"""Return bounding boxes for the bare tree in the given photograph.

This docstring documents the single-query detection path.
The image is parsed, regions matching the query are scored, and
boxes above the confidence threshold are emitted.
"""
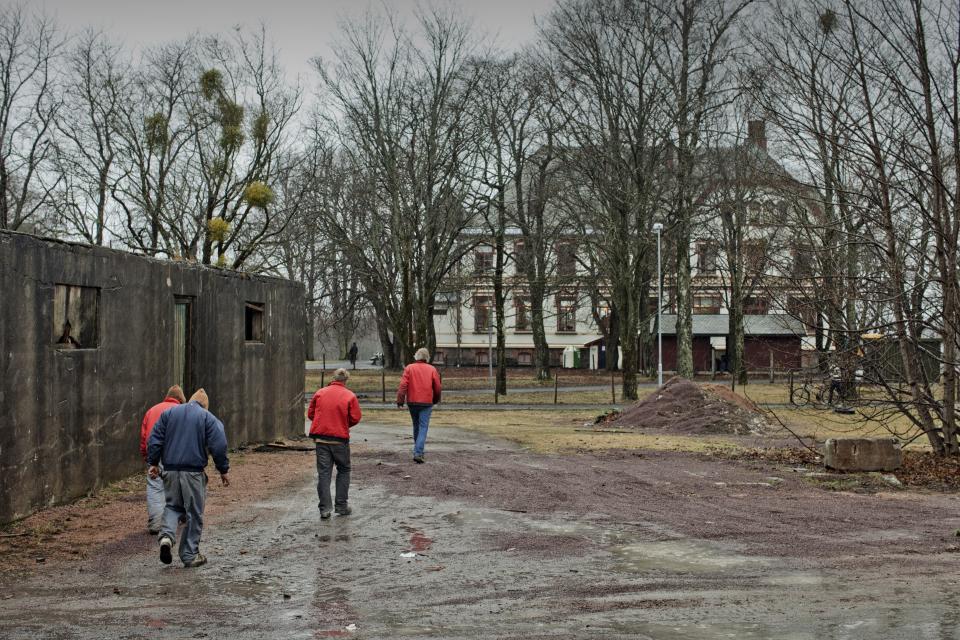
[657,0,756,379]
[112,39,197,255]
[316,8,483,367]
[0,5,62,231]
[471,52,567,384]
[50,30,127,244]
[542,0,671,399]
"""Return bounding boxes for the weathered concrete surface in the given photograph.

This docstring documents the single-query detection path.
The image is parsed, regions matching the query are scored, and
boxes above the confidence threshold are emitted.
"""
[824,437,903,472]
[2,423,960,639]
[0,230,305,523]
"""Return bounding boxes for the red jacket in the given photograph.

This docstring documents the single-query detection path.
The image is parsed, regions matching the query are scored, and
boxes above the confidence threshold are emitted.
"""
[307,381,362,442]
[397,361,442,406]
[140,397,182,460]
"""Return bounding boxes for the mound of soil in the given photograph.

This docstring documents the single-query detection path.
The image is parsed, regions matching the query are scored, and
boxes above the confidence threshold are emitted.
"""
[607,377,769,436]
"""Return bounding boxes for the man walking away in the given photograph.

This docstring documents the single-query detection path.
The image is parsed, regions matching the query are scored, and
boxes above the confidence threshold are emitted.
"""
[147,388,229,568]
[307,368,362,519]
[139,385,186,533]
[348,342,359,369]
[396,348,442,463]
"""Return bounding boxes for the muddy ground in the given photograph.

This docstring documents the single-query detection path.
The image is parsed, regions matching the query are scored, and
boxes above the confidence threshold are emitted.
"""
[2,422,960,639]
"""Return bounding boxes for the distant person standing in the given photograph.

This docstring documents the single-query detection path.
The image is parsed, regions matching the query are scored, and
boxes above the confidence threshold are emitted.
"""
[307,368,362,519]
[396,348,442,464]
[139,385,186,533]
[348,342,359,369]
[147,388,229,568]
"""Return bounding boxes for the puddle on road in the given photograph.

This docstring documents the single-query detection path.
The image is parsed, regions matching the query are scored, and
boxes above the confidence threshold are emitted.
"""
[611,539,769,574]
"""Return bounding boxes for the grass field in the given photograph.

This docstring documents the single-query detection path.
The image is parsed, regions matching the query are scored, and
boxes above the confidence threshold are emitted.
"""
[315,367,931,451]
[362,404,931,455]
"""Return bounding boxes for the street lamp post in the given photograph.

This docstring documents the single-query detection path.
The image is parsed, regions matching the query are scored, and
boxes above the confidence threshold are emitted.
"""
[653,222,664,387]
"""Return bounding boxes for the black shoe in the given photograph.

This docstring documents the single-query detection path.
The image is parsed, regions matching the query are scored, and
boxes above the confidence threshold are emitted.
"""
[320,510,332,520]
[335,506,352,516]
[413,456,425,464]
[159,536,173,565]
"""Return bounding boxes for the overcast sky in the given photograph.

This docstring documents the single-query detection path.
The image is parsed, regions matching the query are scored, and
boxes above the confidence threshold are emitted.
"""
[7,0,555,83]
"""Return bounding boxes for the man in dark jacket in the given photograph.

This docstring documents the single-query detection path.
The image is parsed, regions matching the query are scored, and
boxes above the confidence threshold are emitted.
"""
[147,388,229,568]
[348,342,359,369]
[396,348,442,464]
[307,368,362,519]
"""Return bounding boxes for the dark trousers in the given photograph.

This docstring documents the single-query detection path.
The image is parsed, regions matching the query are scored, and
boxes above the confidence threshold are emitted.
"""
[315,442,350,512]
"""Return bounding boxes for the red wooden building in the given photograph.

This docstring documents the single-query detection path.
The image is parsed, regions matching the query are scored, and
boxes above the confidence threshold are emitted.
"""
[652,314,805,373]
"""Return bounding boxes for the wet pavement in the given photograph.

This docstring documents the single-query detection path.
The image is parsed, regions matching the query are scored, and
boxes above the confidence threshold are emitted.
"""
[2,423,960,639]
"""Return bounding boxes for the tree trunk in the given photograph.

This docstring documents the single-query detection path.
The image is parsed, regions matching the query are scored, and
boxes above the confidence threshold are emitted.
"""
[675,218,694,378]
[493,222,508,395]
[530,292,551,381]
[729,275,747,386]
[605,309,620,372]
[305,311,315,361]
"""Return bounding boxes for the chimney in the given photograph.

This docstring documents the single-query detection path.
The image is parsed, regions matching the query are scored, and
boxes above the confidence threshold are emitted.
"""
[747,119,767,151]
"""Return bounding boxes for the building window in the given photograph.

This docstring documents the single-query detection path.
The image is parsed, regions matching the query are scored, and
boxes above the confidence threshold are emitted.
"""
[743,296,769,314]
[557,296,577,332]
[744,240,768,273]
[474,247,494,275]
[476,350,489,365]
[514,295,530,332]
[434,350,446,364]
[53,284,99,349]
[245,302,264,342]
[594,301,612,333]
[693,295,722,314]
[555,241,576,277]
[513,239,530,271]
[787,296,817,327]
[517,351,532,366]
[473,295,491,333]
[696,241,718,274]
[791,246,813,278]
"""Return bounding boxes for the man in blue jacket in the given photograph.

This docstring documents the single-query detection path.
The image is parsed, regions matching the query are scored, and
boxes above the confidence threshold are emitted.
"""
[147,388,230,568]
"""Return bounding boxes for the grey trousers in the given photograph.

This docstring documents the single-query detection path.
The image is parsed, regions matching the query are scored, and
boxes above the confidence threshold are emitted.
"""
[315,442,350,512]
[146,464,165,532]
[159,470,207,563]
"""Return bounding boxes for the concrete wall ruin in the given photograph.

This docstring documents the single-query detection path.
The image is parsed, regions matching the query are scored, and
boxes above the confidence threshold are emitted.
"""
[0,231,305,524]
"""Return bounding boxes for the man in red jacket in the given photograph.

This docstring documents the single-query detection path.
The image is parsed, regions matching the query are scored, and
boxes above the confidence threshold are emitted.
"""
[307,368,362,519]
[396,348,442,464]
[140,385,186,533]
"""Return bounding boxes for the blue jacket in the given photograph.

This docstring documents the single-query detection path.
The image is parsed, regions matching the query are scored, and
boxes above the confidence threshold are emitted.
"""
[146,401,229,474]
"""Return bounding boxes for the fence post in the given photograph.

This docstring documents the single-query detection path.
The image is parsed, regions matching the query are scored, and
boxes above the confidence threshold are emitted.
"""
[611,370,616,403]
[381,366,386,403]
[769,350,775,384]
[554,373,559,405]
[789,369,795,405]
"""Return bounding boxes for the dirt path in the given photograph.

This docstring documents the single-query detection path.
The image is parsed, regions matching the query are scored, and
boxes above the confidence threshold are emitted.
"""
[2,422,960,639]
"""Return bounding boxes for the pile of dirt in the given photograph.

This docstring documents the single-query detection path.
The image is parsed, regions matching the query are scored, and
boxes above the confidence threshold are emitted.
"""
[606,377,769,436]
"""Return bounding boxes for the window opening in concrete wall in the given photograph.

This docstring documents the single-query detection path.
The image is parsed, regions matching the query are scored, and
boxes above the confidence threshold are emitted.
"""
[53,284,99,349]
[245,302,264,342]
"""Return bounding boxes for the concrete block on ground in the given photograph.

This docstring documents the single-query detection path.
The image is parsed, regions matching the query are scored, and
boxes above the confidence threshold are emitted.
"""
[823,438,902,472]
